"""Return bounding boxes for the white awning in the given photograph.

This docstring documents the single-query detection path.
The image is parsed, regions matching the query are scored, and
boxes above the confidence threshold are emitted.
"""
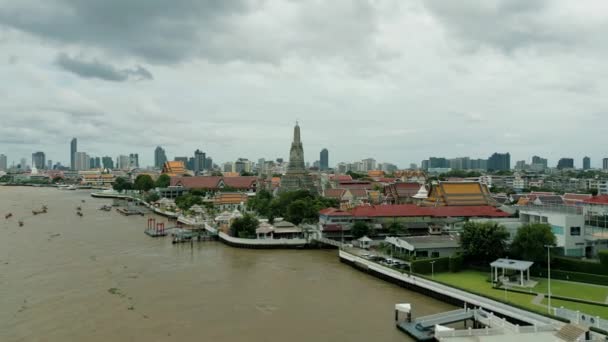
[395,303,411,313]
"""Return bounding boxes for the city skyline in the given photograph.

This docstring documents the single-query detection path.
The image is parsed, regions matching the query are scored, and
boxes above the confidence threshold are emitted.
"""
[1,2,608,168]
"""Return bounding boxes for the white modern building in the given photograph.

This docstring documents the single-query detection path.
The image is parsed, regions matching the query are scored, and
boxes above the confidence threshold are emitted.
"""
[74,152,90,171]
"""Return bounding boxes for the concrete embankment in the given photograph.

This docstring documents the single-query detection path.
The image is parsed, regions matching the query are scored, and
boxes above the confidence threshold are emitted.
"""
[339,250,561,328]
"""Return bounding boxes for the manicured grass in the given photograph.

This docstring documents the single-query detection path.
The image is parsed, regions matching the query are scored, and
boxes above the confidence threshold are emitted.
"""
[528,279,608,303]
[432,271,539,311]
[542,298,608,318]
[432,270,608,318]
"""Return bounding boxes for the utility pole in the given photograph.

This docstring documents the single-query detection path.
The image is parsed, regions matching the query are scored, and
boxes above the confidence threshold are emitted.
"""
[545,244,554,314]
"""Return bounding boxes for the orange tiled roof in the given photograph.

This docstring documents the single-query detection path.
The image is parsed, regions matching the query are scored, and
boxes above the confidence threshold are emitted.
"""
[424,181,495,207]
[162,161,186,176]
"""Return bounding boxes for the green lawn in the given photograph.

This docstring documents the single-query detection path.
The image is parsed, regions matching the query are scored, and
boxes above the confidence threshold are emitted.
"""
[432,270,608,318]
[526,279,608,303]
[542,298,608,318]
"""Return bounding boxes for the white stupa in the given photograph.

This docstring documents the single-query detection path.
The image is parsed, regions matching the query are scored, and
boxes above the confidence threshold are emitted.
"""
[412,184,428,199]
[31,166,39,175]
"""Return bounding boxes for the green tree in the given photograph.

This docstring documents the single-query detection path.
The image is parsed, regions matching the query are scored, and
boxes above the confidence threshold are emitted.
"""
[113,177,133,193]
[230,213,259,238]
[145,192,160,203]
[174,194,203,211]
[351,221,370,239]
[461,221,509,263]
[510,223,556,264]
[134,174,155,192]
[155,174,171,188]
[387,222,407,236]
[240,171,255,176]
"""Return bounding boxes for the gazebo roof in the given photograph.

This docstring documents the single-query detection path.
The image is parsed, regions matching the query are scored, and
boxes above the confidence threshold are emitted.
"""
[358,236,372,242]
[490,258,534,271]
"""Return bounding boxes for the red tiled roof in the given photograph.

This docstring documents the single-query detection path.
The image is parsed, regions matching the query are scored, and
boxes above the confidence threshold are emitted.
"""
[319,207,351,216]
[348,189,368,198]
[171,176,222,189]
[324,188,346,199]
[330,175,353,181]
[375,177,399,183]
[530,191,556,196]
[584,195,608,205]
[350,204,509,218]
[223,176,257,189]
[338,181,373,190]
[563,193,592,201]
[322,224,345,232]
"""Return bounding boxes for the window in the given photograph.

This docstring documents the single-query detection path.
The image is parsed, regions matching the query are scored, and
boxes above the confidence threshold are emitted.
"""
[570,227,581,236]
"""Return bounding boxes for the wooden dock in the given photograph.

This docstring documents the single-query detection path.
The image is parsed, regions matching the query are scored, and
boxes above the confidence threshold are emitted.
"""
[117,208,144,216]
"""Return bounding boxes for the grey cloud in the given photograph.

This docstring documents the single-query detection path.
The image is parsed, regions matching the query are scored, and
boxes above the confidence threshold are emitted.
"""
[423,0,570,53]
[0,0,380,65]
[55,53,153,81]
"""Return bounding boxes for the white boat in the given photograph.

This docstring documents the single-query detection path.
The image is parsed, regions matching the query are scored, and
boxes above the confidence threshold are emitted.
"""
[66,185,77,190]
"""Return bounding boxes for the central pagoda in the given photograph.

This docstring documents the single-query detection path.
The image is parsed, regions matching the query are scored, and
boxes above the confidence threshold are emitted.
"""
[280,122,315,193]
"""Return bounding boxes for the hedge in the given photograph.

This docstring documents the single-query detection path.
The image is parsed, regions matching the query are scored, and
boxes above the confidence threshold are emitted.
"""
[599,250,608,268]
[534,269,608,286]
[449,255,463,273]
[411,257,449,274]
[553,257,608,275]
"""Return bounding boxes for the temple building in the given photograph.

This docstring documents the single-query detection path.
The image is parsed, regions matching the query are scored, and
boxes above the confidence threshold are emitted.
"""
[423,181,496,207]
[280,122,315,193]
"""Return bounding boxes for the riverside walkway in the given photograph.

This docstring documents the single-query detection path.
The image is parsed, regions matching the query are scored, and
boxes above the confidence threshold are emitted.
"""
[340,250,560,328]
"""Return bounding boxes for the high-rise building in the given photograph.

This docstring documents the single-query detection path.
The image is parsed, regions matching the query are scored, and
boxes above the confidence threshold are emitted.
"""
[429,157,449,168]
[74,152,89,171]
[603,158,608,170]
[47,160,53,170]
[469,159,488,170]
[557,158,574,170]
[421,160,429,170]
[487,153,510,171]
[31,151,45,169]
[531,156,548,171]
[206,157,213,171]
[102,156,114,169]
[515,160,527,170]
[19,158,27,170]
[583,156,591,170]
[280,122,315,192]
[94,157,101,169]
[320,148,329,171]
[89,157,95,169]
[448,157,470,170]
[193,149,206,174]
[0,154,7,171]
[409,163,417,170]
[70,138,77,170]
[117,155,130,170]
[223,162,234,172]
[154,146,167,169]
[128,153,139,169]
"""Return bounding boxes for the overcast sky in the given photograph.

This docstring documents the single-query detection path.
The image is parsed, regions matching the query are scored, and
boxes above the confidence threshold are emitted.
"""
[1,0,607,168]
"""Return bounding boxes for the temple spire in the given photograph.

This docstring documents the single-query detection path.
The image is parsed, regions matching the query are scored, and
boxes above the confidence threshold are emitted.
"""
[293,121,301,143]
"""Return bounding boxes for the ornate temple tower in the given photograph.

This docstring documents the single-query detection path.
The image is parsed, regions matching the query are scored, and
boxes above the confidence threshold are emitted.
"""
[280,122,315,193]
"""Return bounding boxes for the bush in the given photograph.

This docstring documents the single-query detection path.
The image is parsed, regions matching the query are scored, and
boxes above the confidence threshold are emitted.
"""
[411,257,449,274]
[449,254,463,273]
[553,257,608,275]
[599,251,608,269]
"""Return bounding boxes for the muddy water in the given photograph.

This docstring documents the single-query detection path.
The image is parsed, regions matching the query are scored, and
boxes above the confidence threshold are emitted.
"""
[0,187,454,341]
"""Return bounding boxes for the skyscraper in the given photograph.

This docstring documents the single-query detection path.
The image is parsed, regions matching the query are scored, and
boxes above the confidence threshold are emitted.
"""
[74,152,89,171]
[193,149,206,174]
[557,158,574,170]
[206,157,213,171]
[128,153,139,168]
[487,153,511,171]
[603,158,608,170]
[94,157,101,169]
[154,146,167,169]
[47,160,53,170]
[583,156,591,170]
[0,154,7,171]
[117,155,130,170]
[320,148,329,171]
[280,122,315,192]
[174,156,189,169]
[31,151,45,169]
[531,155,548,171]
[70,138,77,170]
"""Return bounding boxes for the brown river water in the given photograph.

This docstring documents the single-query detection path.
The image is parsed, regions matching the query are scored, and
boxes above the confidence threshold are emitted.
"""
[0,187,454,342]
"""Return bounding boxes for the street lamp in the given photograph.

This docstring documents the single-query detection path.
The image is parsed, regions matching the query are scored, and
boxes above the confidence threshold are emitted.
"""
[430,261,436,279]
[545,244,555,314]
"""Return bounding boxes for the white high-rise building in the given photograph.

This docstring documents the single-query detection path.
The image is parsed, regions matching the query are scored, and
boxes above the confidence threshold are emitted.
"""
[74,152,89,171]
[117,155,130,170]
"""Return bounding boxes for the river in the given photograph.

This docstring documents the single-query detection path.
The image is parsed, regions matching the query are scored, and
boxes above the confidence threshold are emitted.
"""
[0,187,454,341]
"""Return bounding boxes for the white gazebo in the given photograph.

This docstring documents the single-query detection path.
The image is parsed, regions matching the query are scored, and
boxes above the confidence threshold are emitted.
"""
[490,258,535,287]
[357,236,372,249]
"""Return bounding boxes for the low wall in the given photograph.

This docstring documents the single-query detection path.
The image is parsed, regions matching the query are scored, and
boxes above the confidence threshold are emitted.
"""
[339,250,560,327]
[218,232,308,249]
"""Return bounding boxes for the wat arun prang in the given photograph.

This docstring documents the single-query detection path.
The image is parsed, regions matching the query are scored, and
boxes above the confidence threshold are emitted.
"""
[280,122,316,193]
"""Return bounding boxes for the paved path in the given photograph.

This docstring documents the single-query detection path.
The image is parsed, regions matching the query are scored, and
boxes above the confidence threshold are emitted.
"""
[532,293,545,306]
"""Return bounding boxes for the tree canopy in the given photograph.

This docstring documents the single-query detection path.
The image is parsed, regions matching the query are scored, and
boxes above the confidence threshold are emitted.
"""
[387,222,407,236]
[155,174,171,188]
[248,189,338,224]
[351,221,370,239]
[134,174,155,192]
[113,177,133,193]
[461,221,509,263]
[230,213,259,238]
[174,193,203,211]
[509,223,556,265]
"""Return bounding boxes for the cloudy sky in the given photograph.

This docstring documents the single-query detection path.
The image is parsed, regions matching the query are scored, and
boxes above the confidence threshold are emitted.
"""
[1,0,607,168]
